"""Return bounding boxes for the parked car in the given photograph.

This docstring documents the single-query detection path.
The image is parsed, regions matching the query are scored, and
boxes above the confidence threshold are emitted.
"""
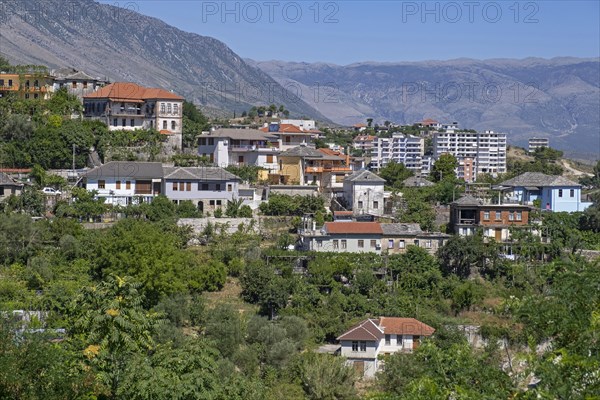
[41,187,61,195]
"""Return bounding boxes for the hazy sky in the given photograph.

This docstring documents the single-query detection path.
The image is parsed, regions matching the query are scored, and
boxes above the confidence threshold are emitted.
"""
[99,0,600,64]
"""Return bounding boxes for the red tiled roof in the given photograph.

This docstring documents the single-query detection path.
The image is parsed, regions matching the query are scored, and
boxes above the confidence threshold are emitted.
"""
[318,148,345,157]
[378,317,435,336]
[354,135,376,141]
[0,168,32,173]
[324,222,382,234]
[333,211,353,216]
[422,118,438,124]
[354,123,367,128]
[337,319,383,341]
[84,82,184,101]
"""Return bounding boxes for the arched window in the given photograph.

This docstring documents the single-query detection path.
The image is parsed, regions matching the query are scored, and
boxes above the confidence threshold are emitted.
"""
[163,120,167,130]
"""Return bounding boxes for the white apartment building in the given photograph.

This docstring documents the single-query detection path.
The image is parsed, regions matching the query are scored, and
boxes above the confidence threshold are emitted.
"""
[433,130,506,182]
[371,133,427,174]
[528,137,549,153]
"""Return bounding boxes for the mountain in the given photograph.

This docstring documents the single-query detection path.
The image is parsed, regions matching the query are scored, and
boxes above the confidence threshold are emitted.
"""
[0,0,327,120]
[250,58,600,160]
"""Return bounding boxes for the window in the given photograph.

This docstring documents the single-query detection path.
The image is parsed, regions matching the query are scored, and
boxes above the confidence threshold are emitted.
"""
[33,93,38,99]
[414,239,420,247]
[25,79,30,87]
[116,181,121,189]
[558,189,563,198]
[358,201,363,209]
[209,200,215,206]
[333,240,339,249]
[359,341,367,351]
[126,181,131,190]
[98,180,105,189]
[388,239,394,249]
[130,119,135,127]
[173,103,179,114]
[33,80,39,87]
[72,81,77,88]
[373,201,379,209]
[238,155,244,163]
[483,211,490,220]
[570,189,574,197]
[358,240,364,248]
[216,184,221,191]
[0,79,4,86]
[122,118,126,127]
[179,182,185,191]
[160,103,165,113]
[173,182,178,191]
[83,81,88,88]
[216,200,222,206]
[385,334,391,345]
[163,121,167,130]
[201,183,209,191]
[8,79,13,87]
[351,341,359,352]
[397,334,403,345]
[516,211,522,221]
[171,121,176,130]
[113,118,118,126]
[199,138,206,146]
[495,211,501,221]
[341,240,347,249]
[266,154,274,163]
[425,240,432,248]
[370,240,377,248]
[399,240,405,249]
[25,93,29,99]
[186,182,191,191]
[227,184,232,192]
[509,212,514,221]
[208,138,214,145]
[167,103,172,113]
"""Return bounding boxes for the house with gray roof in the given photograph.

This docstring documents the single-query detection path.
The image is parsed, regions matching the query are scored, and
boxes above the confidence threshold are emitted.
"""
[343,170,386,216]
[0,172,24,200]
[496,172,591,212]
[402,176,434,188]
[51,67,109,100]
[163,166,241,213]
[380,223,450,255]
[82,161,163,206]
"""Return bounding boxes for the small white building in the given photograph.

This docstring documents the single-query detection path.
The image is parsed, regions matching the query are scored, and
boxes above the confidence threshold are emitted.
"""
[343,170,386,217]
[337,317,435,378]
[81,161,163,206]
[299,222,383,253]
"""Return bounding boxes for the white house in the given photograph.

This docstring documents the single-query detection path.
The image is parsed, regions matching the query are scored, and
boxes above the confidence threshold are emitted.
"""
[497,172,592,213]
[198,128,280,177]
[343,170,386,216]
[299,222,383,253]
[337,317,435,377]
[162,166,241,213]
[82,161,164,206]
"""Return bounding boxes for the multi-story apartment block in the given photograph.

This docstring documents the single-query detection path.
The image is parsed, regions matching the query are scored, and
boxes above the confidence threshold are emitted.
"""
[274,146,352,188]
[83,82,184,148]
[433,130,506,182]
[352,135,376,155]
[198,128,280,179]
[371,133,426,174]
[528,137,549,153]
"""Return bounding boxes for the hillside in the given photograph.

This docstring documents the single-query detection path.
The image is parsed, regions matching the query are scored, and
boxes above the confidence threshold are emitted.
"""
[250,58,600,160]
[0,0,327,120]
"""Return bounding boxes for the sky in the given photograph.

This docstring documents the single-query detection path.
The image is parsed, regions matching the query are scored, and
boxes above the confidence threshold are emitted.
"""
[98,0,600,64]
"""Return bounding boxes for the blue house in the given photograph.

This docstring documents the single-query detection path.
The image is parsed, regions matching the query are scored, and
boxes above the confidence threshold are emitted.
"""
[497,172,592,213]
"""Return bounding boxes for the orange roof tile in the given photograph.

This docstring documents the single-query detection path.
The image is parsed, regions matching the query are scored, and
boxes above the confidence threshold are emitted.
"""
[337,319,383,341]
[378,317,435,336]
[324,222,382,234]
[84,82,183,101]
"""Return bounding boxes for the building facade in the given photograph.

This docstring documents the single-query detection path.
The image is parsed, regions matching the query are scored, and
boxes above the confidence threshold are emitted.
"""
[299,222,383,253]
[433,130,507,182]
[371,133,426,174]
[380,223,450,255]
[343,170,386,216]
[337,317,435,377]
[83,82,184,149]
[528,137,549,153]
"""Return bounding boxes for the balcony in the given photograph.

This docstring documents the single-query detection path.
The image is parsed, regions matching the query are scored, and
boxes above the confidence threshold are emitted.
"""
[305,166,352,174]
[230,145,277,152]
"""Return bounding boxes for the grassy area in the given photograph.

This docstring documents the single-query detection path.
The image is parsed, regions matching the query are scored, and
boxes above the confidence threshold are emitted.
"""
[202,277,258,315]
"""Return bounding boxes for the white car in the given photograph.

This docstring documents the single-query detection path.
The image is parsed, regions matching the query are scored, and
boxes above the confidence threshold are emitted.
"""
[41,187,61,195]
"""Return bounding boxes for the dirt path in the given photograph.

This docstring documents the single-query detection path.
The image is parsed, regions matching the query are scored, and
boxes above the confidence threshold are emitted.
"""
[561,160,593,177]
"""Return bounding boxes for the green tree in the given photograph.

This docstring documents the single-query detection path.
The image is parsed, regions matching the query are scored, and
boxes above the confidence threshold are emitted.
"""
[378,161,413,188]
[431,153,458,182]
[295,353,357,400]
[72,275,163,397]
